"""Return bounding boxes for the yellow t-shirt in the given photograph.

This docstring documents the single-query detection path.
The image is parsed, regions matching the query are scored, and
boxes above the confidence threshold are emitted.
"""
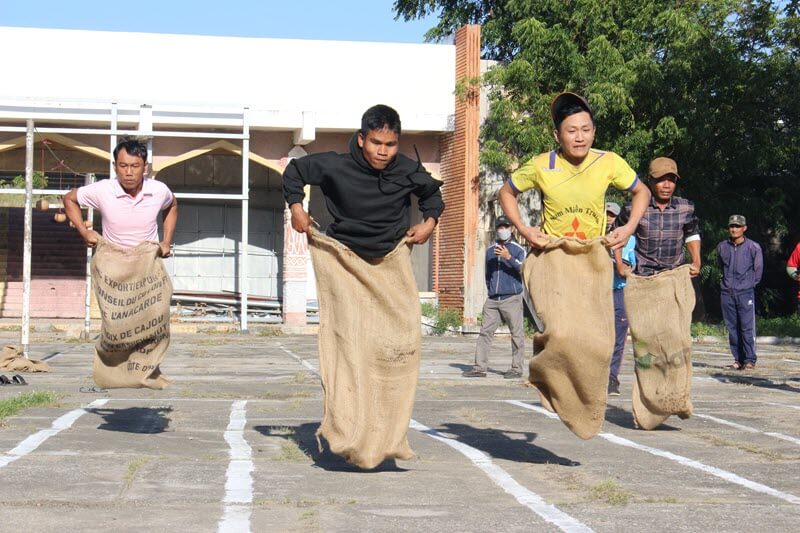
[510,149,637,239]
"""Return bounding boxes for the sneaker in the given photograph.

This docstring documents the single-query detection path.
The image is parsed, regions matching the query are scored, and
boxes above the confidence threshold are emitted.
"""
[503,369,523,379]
[463,367,487,377]
[608,376,620,396]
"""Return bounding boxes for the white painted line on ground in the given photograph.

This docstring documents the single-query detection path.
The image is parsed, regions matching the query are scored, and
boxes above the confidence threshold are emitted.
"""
[507,401,800,505]
[278,344,318,374]
[695,413,800,447]
[409,419,593,533]
[598,432,800,505]
[0,399,108,469]
[782,359,800,364]
[218,400,254,533]
[766,402,800,411]
[279,341,590,530]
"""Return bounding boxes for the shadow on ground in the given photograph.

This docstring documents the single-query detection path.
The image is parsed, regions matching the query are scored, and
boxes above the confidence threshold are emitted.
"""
[707,373,800,394]
[449,363,512,376]
[254,423,407,473]
[89,407,173,434]
[603,403,681,431]
[427,422,580,466]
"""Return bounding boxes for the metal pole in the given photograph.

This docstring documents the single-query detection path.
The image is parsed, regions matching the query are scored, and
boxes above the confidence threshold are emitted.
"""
[240,108,250,333]
[82,173,96,340]
[109,102,118,176]
[21,119,34,358]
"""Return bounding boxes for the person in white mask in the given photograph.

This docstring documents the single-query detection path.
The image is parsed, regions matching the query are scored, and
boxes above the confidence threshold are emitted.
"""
[464,216,528,379]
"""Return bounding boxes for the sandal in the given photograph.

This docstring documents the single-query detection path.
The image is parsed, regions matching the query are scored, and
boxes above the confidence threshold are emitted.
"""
[11,374,27,386]
[743,362,755,370]
[0,375,11,385]
[726,362,742,370]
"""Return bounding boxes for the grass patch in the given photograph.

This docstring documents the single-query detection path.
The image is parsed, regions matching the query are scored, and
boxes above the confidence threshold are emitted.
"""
[692,315,800,338]
[422,304,462,335]
[458,406,487,425]
[691,322,727,337]
[695,433,792,461]
[0,391,59,423]
[274,439,308,462]
[589,480,631,506]
[0,324,22,331]
[257,327,282,337]
[124,456,152,484]
[291,371,308,384]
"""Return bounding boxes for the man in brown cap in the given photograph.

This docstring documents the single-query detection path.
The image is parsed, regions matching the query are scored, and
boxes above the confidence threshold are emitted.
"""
[615,157,701,276]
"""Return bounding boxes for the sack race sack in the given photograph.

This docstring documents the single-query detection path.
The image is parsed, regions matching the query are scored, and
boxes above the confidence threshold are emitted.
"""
[0,345,50,372]
[308,228,420,469]
[92,240,172,389]
[523,237,614,440]
[624,264,694,429]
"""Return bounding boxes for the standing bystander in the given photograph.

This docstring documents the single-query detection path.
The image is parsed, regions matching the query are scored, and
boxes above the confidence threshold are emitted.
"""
[788,241,800,315]
[605,202,636,396]
[717,215,763,370]
[464,215,527,379]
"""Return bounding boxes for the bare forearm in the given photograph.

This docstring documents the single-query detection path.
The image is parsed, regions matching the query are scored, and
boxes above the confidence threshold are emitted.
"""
[161,200,178,245]
[497,183,525,230]
[63,189,88,237]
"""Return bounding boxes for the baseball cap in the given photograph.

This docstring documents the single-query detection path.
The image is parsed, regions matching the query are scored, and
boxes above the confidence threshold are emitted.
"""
[551,92,594,128]
[728,214,747,226]
[649,157,680,180]
[605,202,621,216]
[495,215,512,228]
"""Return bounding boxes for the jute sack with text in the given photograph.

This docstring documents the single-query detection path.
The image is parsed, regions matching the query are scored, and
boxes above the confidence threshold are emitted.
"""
[0,345,50,372]
[523,237,614,440]
[624,264,694,430]
[92,239,172,389]
[309,228,419,470]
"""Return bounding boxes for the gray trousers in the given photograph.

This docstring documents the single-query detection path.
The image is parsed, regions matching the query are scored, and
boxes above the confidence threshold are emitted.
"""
[474,292,525,372]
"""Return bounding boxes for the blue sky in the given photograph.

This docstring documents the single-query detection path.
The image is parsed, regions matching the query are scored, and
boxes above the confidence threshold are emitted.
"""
[0,0,442,43]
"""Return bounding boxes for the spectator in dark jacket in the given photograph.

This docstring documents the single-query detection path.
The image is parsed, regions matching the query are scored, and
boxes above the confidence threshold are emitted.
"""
[464,216,527,379]
[717,214,763,370]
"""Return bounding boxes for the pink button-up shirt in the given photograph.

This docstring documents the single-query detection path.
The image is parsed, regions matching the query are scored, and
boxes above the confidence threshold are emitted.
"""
[77,178,174,248]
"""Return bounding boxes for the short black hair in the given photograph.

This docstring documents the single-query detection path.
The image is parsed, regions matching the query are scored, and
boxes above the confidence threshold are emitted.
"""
[360,104,401,136]
[554,104,593,131]
[113,137,148,162]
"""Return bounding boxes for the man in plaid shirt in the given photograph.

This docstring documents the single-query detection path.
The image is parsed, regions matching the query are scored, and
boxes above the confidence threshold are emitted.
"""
[616,157,701,277]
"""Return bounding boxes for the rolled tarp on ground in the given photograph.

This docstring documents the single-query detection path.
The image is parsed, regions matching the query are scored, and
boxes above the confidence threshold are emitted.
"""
[92,239,172,390]
[308,228,420,470]
[624,264,695,430]
[523,237,614,440]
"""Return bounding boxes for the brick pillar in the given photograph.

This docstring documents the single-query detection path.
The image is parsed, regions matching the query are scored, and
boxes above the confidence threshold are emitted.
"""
[436,25,481,321]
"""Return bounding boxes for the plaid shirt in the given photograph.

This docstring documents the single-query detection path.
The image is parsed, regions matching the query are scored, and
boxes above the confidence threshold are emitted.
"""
[616,196,700,276]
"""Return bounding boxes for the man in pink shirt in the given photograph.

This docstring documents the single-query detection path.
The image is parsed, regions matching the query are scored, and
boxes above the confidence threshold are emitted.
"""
[64,138,177,255]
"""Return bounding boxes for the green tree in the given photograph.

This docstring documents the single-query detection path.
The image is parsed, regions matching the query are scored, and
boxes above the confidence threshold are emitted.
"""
[395,0,800,317]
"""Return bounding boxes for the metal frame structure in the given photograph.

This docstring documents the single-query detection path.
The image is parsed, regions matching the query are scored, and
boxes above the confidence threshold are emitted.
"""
[0,101,256,351]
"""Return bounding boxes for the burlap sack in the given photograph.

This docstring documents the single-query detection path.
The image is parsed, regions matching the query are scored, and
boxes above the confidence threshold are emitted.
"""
[0,345,50,372]
[308,228,420,470]
[92,239,172,389]
[523,237,614,440]
[624,264,694,430]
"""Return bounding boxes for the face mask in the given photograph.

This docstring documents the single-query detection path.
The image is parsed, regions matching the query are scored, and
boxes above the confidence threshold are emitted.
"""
[497,229,512,241]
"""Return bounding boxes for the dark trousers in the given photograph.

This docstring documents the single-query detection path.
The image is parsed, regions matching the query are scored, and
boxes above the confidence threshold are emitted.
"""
[610,289,628,379]
[721,289,757,365]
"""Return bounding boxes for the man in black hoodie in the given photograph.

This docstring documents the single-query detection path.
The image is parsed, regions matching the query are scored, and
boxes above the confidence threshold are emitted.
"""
[281,105,444,469]
[282,104,444,255]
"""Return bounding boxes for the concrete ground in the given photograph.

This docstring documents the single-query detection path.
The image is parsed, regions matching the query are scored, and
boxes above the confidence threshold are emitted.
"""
[0,328,798,533]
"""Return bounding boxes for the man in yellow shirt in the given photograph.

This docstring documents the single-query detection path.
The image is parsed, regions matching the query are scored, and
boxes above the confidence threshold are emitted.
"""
[498,92,650,248]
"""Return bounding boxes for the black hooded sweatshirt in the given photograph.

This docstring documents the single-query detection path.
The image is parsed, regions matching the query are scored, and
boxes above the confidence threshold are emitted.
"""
[282,133,445,258]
